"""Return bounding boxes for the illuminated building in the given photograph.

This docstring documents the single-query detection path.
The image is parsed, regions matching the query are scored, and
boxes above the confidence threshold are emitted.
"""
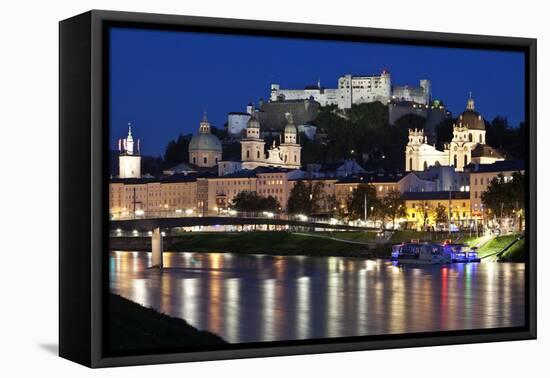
[402,191,471,230]
[405,95,504,172]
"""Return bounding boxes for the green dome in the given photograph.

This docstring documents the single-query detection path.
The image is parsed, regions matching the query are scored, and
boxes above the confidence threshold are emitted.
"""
[247,115,260,129]
[189,133,222,152]
[284,114,297,134]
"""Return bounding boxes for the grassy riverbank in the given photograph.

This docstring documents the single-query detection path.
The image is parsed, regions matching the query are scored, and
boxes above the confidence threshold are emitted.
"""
[111,230,525,262]
[108,294,226,353]
[474,235,524,261]
[170,231,381,257]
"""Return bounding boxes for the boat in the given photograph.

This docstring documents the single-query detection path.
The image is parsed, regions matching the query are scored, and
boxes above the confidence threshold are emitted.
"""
[441,242,481,263]
[391,242,452,264]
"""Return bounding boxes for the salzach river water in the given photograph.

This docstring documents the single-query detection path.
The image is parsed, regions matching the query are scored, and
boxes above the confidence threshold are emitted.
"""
[109,251,525,344]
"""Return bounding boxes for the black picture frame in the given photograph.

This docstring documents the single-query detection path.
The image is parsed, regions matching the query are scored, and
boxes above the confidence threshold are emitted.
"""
[59,9,537,368]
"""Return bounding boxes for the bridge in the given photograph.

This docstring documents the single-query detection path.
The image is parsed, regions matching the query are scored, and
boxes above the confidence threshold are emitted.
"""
[110,216,378,268]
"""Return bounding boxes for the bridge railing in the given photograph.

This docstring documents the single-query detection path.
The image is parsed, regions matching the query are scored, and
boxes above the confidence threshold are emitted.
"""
[110,209,355,227]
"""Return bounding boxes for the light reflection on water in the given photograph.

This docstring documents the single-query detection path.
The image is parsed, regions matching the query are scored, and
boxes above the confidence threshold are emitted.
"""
[109,251,525,344]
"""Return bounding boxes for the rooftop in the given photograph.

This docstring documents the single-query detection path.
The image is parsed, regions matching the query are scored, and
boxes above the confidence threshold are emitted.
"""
[467,159,525,173]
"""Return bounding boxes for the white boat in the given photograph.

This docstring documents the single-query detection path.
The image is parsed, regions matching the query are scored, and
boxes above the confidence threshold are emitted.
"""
[391,242,452,264]
[442,243,481,263]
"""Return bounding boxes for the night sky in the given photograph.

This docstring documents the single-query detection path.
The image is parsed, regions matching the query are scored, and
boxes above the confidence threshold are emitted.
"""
[109,27,525,157]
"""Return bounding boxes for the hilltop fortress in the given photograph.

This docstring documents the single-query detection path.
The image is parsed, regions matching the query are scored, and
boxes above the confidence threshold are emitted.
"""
[269,70,431,110]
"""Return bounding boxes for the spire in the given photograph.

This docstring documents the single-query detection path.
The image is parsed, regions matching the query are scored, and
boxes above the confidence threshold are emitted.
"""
[467,92,475,110]
[317,77,321,88]
[124,122,134,155]
[199,111,211,134]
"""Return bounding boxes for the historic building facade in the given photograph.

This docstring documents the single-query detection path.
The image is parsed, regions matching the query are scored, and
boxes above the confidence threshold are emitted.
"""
[188,113,222,167]
[467,160,525,217]
[403,191,471,230]
[405,96,503,172]
[240,112,302,170]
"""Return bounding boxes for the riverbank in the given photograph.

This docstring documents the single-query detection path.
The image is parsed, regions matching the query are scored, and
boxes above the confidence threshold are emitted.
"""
[473,235,525,261]
[109,231,524,262]
[108,293,226,353]
[170,232,385,258]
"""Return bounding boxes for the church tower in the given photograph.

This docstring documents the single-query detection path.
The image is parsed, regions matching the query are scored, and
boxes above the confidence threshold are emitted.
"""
[279,113,301,169]
[240,112,266,169]
[118,123,141,178]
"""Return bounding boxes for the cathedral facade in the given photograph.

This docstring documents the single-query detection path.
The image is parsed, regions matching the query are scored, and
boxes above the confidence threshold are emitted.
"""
[405,96,503,172]
[240,112,302,170]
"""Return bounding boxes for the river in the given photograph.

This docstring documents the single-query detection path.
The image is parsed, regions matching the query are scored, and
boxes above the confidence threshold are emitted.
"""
[109,251,525,343]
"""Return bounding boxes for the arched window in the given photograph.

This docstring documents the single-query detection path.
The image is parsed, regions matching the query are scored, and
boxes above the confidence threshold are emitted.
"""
[192,157,196,164]
[284,155,288,162]
[453,155,457,167]
[464,155,468,167]
[423,161,428,170]
[294,155,297,162]
[215,158,218,164]
[203,157,208,165]
[468,133,473,142]
[246,150,250,159]
[257,150,260,159]
[479,134,483,143]
[409,158,413,171]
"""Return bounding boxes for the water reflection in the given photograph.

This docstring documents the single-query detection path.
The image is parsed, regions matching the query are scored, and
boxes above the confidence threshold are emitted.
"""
[110,251,525,344]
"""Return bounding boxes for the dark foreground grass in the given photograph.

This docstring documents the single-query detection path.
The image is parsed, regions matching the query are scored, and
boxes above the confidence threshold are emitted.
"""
[170,232,378,257]
[109,294,226,353]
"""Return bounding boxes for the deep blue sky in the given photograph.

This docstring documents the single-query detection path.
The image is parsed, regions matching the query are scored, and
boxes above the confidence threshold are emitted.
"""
[110,27,525,157]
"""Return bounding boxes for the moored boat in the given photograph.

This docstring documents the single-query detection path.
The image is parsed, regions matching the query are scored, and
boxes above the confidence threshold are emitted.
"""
[441,242,481,263]
[391,242,452,264]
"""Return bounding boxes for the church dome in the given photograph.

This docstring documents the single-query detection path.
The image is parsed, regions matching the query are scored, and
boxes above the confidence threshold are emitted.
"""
[189,133,222,152]
[457,96,485,130]
[189,113,222,152]
[284,113,297,134]
[247,115,260,129]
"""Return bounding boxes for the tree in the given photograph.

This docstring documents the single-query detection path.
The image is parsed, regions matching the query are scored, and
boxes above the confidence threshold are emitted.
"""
[346,184,379,221]
[435,204,448,230]
[231,191,280,213]
[414,200,431,231]
[485,117,526,159]
[287,180,325,215]
[324,194,339,217]
[435,118,454,150]
[163,134,192,168]
[382,190,406,229]
[481,172,525,220]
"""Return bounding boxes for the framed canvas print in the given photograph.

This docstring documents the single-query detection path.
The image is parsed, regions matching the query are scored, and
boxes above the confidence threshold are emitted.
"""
[59,10,536,368]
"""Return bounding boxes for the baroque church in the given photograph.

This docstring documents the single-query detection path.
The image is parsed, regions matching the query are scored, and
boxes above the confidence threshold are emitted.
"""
[405,95,503,172]
[188,113,223,168]
[240,111,302,170]
[187,110,302,174]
